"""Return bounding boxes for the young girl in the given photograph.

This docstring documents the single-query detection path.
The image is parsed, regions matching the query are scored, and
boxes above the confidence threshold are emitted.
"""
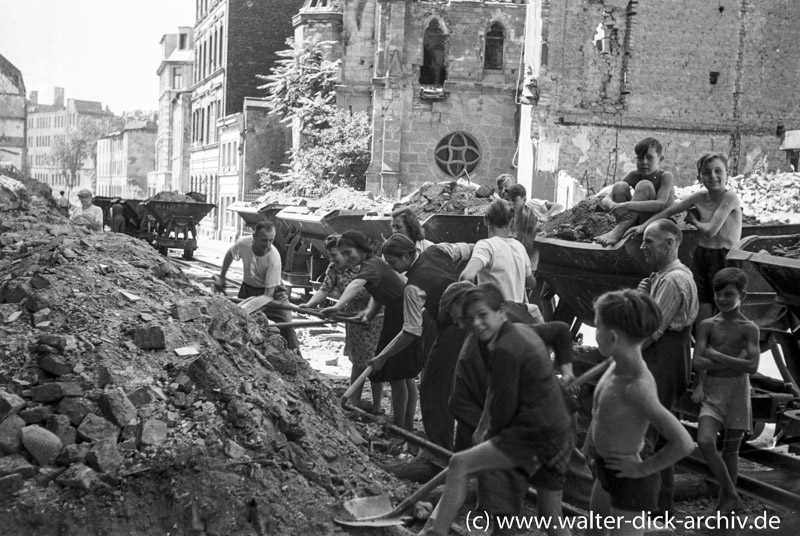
[421,283,573,536]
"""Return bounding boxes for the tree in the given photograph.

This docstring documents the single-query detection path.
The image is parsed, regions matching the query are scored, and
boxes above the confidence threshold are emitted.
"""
[50,117,120,192]
[256,37,372,190]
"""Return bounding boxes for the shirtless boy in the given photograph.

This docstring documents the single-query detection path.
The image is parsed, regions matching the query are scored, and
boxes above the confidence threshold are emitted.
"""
[584,290,694,535]
[627,152,742,325]
[595,138,675,246]
[691,267,759,513]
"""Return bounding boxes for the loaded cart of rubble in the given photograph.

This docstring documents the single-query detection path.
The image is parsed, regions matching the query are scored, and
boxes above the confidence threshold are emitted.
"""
[140,192,215,260]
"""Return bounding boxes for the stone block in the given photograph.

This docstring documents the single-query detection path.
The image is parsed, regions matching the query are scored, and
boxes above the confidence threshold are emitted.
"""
[0,390,26,420]
[37,354,73,376]
[30,383,66,403]
[19,405,54,424]
[76,413,120,443]
[0,473,23,496]
[2,281,32,304]
[25,293,50,313]
[29,274,52,290]
[58,382,83,398]
[0,454,35,479]
[55,463,96,490]
[172,300,203,322]
[32,308,51,324]
[0,414,25,454]
[96,364,117,388]
[21,425,63,465]
[127,386,154,407]
[56,443,89,466]
[86,440,123,473]
[133,325,166,350]
[223,439,246,459]
[35,466,66,487]
[57,397,91,426]
[174,372,193,394]
[46,414,76,446]
[99,388,137,427]
[138,419,168,447]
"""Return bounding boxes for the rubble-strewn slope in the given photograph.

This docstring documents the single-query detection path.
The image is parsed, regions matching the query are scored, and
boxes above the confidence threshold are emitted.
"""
[0,202,405,535]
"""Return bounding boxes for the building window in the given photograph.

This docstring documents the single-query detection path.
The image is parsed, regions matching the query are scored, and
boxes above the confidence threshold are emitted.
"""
[484,23,505,71]
[420,19,447,86]
[434,132,481,178]
[179,33,188,50]
[172,67,183,89]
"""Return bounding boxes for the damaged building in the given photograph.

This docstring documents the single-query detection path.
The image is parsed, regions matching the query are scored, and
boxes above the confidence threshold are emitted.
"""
[301,0,800,199]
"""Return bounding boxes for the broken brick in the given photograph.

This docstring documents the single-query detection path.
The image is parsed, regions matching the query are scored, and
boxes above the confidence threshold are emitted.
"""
[133,325,166,350]
[99,388,137,427]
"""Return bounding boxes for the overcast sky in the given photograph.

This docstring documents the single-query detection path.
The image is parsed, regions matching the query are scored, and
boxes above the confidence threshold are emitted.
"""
[1,1,195,114]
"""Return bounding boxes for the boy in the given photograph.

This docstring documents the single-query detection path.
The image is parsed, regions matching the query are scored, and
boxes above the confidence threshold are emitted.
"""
[627,152,742,326]
[584,289,693,536]
[690,268,759,513]
[421,283,573,536]
[595,137,675,246]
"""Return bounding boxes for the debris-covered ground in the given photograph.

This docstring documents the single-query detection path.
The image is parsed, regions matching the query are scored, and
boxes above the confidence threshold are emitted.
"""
[0,180,421,536]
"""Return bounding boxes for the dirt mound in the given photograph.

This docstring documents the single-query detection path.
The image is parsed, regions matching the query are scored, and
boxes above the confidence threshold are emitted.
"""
[394,181,492,218]
[0,196,408,534]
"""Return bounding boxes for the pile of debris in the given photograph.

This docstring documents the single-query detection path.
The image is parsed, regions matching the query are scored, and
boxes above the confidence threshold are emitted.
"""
[769,236,800,260]
[307,187,387,215]
[540,197,617,241]
[146,192,200,203]
[395,181,493,219]
[0,194,409,534]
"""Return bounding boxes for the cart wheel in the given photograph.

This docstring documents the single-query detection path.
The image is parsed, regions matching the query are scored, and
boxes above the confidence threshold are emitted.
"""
[158,246,169,256]
[182,249,194,260]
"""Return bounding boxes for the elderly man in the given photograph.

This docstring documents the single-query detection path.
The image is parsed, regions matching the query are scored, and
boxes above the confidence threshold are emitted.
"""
[218,221,300,355]
[70,189,103,231]
[638,218,699,518]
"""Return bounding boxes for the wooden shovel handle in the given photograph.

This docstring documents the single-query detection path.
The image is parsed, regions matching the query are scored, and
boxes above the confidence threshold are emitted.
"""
[341,365,373,403]
[381,468,449,519]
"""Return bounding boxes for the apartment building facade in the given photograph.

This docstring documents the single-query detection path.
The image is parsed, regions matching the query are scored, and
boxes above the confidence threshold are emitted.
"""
[26,88,115,199]
[96,121,157,199]
[151,27,195,196]
[0,53,27,174]
[189,0,303,240]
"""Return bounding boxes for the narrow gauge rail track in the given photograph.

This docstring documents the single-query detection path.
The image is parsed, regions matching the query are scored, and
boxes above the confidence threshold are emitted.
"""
[344,405,800,532]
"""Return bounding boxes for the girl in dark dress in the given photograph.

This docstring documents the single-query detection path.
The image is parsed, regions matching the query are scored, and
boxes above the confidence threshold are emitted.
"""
[322,231,422,430]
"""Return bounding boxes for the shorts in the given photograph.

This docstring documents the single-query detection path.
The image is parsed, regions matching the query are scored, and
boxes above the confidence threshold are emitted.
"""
[699,374,752,432]
[691,246,729,304]
[492,427,574,487]
[590,445,659,512]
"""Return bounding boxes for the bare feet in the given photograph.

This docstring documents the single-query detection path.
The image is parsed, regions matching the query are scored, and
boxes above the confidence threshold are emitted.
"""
[595,225,627,246]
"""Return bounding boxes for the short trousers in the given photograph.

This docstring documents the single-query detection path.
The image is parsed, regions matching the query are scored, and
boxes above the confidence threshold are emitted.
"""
[691,246,729,304]
[699,374,752,432]
[492,427,574,488]
[590,445,659,512]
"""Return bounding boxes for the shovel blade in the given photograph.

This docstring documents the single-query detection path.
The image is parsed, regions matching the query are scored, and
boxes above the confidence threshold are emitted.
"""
[342,494,394,520]
[333,517,405,527]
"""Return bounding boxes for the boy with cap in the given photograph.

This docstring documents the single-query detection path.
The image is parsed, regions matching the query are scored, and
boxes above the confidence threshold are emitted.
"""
[70,189,103,231]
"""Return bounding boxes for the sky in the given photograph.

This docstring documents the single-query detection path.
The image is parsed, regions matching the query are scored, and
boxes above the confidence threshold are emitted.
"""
[1,1,196,114]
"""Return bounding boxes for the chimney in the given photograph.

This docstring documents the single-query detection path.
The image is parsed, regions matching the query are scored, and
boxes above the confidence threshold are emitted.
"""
[54,87,65,108]
[29,90,38,105]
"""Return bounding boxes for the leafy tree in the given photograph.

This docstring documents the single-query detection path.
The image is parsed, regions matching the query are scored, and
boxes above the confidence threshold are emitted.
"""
[50,117,121,192]
[256,36,372,190]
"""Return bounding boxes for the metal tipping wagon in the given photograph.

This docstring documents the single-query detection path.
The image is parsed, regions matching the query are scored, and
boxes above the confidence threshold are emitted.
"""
[536,223,800,443]
[139,198,216,259]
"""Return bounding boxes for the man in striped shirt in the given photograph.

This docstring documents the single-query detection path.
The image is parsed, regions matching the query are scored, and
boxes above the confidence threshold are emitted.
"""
[638,218,699,518]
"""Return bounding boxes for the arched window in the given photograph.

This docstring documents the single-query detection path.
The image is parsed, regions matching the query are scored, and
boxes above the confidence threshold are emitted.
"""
[420,19,447,86]
[484,23,504,71]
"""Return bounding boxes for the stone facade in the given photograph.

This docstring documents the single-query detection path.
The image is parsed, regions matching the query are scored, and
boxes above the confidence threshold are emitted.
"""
[0,54,26,174]
[518,0,800,199]
[331,0,527,196]
[96,122,157,199]
[190,0,303,240]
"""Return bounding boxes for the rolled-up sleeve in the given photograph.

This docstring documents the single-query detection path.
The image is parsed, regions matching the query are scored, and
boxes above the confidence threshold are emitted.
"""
[402,285,426,337]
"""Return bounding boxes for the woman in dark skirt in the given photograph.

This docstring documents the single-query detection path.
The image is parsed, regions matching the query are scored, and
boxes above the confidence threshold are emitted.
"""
[322,231,422,430]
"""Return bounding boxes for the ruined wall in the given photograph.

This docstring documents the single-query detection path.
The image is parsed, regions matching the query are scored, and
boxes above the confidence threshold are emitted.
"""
[527,0,800,197]
[355,0,526,195]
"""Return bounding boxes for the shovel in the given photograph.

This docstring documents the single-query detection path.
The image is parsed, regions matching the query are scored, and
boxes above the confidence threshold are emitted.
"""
[333,356,614,527]
[334,468,449,527]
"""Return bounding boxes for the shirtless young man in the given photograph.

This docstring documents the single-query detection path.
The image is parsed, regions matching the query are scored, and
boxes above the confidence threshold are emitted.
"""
[583,290,694,535]
[626,153,742,326]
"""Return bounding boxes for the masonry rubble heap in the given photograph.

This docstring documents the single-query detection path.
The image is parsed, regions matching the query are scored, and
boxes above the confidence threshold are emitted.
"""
[0,182,409,534]
[394,180,494,218]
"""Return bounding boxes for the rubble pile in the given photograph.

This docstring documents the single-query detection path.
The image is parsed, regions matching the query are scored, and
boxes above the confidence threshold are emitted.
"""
[248,190,308,207]
[540,197,617,241]
[146,192,199,203]
[0,175,30,212]
[769,235,800,260]
[395,181,493,218]
[307,187,386,214]
[0,197,407,534]
[250,180,387,214]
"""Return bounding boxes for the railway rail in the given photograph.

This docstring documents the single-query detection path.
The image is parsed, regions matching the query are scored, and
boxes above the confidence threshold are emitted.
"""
[344,405,800,534]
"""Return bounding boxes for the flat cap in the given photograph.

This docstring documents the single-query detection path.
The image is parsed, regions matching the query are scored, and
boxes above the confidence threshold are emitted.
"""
[77,189,93,197]
[437,280,476,324]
